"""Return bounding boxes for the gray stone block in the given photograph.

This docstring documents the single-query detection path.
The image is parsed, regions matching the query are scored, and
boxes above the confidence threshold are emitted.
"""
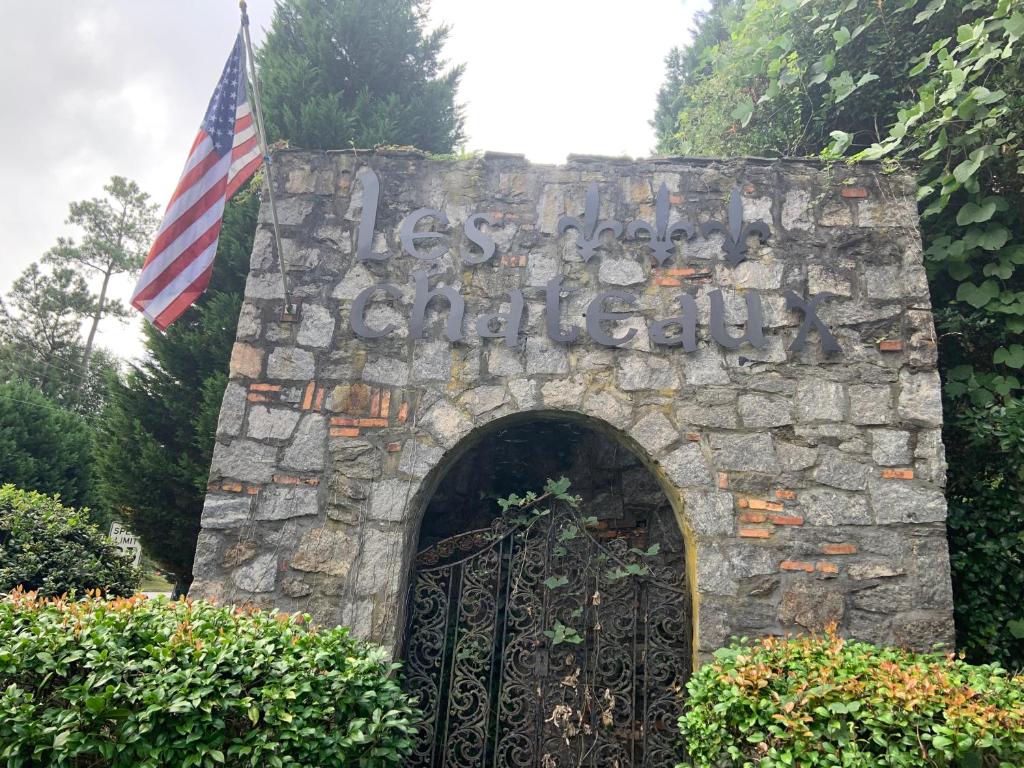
[255,485,319,521]
[247,406,301,441]
[267,347,315,380]
[869,479,946,523]
[709,432,779,473]
[283,414,327,471]
[216,382,247,438]
[683,490,734,536]
[296,303,336,348]
[849,384,892,426]
[209,439,278,483]
[897,370,943,426]
[800,488,872,526]
[871,430,912,466]
[795,379,846,423]
[201,495,253,529]
[629,412,679,455]
[231,553,277,593]
[662,444,713,487]
[813,449,870,491]
[738,394,793,428]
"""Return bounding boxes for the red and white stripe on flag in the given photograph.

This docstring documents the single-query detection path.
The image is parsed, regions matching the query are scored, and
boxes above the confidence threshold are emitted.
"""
[131,33,262,331]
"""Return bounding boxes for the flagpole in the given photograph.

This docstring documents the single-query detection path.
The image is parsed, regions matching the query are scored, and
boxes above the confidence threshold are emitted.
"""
[239,0,294,316]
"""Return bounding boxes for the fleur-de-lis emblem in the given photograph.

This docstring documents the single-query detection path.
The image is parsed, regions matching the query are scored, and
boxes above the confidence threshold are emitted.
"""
[700,186,771,268]
[557,182,623,263]
[626,183,694,266]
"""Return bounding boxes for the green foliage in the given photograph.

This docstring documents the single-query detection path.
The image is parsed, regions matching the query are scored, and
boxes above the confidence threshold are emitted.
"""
[96,188,259,589]
[258,0,464,153]
[0,592,418,767]
[0,380,98,513]
[654,0,1024,669]
[680,630,1024,768]
[0,485,138,596]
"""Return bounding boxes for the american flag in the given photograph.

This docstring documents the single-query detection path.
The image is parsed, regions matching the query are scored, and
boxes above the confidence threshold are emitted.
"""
[131,34,262,330]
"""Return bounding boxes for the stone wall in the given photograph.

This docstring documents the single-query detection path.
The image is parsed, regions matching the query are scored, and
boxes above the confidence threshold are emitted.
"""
[190,149,955,660]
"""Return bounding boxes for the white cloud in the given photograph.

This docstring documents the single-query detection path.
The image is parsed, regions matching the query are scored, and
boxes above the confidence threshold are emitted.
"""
[0,0,699,361]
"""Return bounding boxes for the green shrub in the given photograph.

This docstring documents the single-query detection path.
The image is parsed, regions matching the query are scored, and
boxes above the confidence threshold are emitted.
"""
[0,592,418,767]
[680,629,1024,768]
[0,484,139,596]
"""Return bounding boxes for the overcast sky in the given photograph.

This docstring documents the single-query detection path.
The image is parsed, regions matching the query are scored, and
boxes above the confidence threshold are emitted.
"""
[1,0,700,361]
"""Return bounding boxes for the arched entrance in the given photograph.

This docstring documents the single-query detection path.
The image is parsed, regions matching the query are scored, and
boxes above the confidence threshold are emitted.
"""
[401,415,692,768]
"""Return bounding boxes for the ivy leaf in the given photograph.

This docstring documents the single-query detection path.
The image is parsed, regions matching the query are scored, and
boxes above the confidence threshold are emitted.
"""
[983,259,1014,279]
[829,71,856,102]
[1004,13,1024,40]
[833,26,851,48]
[977,224,1010,251]
[856,72,879,87]
[543,575,569,590]
[730,94,755,127]
[544,477,571,496]
[826,130,853,157]
[953,155,982,183]
[1008,619,1024,639]
[993,345,1024,369]
[955,201,996,225]
[947,261,974,281]
[914,0,947,24]
[956,280,999,308]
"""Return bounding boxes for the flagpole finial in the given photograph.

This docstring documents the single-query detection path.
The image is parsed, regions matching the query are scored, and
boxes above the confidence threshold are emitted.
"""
[239,0,249,26]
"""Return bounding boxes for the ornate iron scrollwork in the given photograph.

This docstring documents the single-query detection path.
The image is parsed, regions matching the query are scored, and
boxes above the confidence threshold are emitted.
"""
[403,504,692,768]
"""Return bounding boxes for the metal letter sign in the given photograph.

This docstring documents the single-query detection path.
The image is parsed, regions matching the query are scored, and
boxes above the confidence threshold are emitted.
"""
[344,169,842,355]
[355,168,387,262]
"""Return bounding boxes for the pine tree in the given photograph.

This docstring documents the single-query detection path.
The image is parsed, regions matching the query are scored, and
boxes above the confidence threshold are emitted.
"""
[44,176,158,392]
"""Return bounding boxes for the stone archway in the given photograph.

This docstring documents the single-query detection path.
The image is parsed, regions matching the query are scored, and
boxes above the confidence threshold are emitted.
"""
[400,412,693,768]
[191,150,955,675]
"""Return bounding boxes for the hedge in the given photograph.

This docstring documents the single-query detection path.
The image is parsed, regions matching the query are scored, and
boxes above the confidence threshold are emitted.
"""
[0,591,418,767]
[680,628,1024,768]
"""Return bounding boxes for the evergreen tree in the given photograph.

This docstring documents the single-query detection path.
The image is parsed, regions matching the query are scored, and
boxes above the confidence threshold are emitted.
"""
[0,379,98,513]
[98,0,465,590]
[258,0,464,152]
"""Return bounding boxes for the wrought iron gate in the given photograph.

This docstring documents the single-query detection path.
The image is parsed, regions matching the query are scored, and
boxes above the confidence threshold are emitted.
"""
[402,503,691,768]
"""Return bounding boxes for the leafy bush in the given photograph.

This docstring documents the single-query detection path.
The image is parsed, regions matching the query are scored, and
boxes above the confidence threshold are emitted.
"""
[0,592,418,767]
[680,629,1024,768]
[0,484,138,596]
